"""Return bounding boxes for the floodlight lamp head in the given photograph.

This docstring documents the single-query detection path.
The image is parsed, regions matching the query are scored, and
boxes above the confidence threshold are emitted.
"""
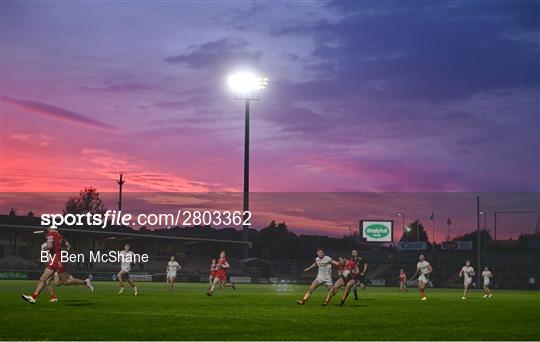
[227,71,267,100]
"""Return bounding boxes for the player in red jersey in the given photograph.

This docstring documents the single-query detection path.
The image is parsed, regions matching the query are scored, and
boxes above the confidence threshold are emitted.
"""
[338,266,361,305]
[207,251,236,296]
[337,257,348,275]
[333,250,368,306]
[208,258,222,291]
[399,269,407,292]
[323,256,354,305]
[323,250,361,305]
[40,242,65,302]
[21,227,94,304]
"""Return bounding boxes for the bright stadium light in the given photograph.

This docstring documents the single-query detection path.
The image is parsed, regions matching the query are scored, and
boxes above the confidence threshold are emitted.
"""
[227,71,268,100]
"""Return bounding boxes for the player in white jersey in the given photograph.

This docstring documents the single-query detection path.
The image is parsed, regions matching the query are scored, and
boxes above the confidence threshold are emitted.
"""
[296,247,339,305]
[482,266,493,298]
[459,260,475,299]
[166,256,181,291]
[416,254,432,300]
[117,244,138,295]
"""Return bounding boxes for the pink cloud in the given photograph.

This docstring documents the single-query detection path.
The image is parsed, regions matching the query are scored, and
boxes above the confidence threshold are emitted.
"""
[81,148,211,192]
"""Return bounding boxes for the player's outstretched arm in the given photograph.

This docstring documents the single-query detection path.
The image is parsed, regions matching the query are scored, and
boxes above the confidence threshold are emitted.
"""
[304,262,316,272]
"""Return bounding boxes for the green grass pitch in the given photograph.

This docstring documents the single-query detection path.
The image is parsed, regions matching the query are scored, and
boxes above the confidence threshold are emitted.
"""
[0,280,538,340]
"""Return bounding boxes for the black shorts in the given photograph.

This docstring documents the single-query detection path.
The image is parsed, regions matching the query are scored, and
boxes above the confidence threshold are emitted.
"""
[120,271,131,280]
[357,275,368,284]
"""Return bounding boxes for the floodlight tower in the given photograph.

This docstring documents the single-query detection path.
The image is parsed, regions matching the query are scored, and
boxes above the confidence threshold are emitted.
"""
[398,212,405,236]
[227,71,268,258]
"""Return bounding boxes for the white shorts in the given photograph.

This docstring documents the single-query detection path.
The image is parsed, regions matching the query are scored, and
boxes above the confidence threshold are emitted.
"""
[418,274,429,284]
[484,279,490,286]
[167,272,177,279]
[121,266,131,273]
[464,278,472,286]
[315,276,333,286]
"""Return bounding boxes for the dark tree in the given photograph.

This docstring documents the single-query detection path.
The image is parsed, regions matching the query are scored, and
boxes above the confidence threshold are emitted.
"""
[64,187,107,215]
[400,219,429,243]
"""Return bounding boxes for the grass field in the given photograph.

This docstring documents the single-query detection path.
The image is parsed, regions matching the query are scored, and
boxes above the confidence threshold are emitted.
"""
[0,280,539,340]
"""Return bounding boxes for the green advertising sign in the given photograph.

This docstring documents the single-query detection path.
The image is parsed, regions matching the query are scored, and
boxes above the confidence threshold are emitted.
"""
[362,221,393,242]
[0,271,28,280]
[365,224,390,238]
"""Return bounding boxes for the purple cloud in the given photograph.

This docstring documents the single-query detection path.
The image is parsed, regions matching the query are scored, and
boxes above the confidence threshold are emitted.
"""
[2,96,117,132]
[164,37,262,70]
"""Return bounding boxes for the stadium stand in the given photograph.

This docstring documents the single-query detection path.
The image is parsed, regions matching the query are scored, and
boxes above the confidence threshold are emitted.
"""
[1,213,538,289]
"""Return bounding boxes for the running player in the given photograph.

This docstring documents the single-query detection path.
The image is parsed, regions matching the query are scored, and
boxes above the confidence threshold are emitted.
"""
[399,269,407,292]
[459,260,475,299]
[323,256,350,305]
[416,254,432,300]
[40,241,60,302]
[324,251,363,305]
[166,256,181,291]
[352,253,368,300]
[21,226,94,304]
[337,250,369,305]
[117,244,138,295]
[482,266,493,298]
[297,247,338,305]
[208,258,222,291]
[207,251,235,296]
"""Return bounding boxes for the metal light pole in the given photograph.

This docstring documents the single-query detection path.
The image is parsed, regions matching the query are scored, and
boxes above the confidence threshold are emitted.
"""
[416,218,420,244]
[431,212,435,252]
[348,226,353,250]
[242,99,250,254]
[398,212,405,238]
[480,210,488,254]
[117,172,125,212]
[227,72,267,259]
[476,195,481,282]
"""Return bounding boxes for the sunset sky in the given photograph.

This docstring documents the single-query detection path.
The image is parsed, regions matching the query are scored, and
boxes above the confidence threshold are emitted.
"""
[1,1,538,237]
